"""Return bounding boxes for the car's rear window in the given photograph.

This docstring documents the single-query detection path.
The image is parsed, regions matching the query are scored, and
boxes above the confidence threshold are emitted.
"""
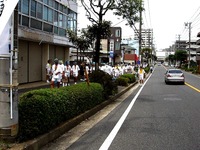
[169,70,182,73]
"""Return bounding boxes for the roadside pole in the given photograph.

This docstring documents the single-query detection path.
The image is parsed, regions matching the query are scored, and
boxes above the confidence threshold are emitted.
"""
[0,1,19,141]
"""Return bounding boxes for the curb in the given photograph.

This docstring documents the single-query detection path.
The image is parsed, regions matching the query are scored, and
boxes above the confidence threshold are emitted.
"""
[10,82,138,150]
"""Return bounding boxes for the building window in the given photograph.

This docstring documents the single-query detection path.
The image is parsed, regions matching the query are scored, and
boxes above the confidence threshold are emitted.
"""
[31,0,36,17]
[22,0,29,15]
[48,0,53,7]
[43,0,48,5]
[54,27,58,34]
[31,18,42,30]
[22,16,29,27]
[55,1,59,10]
[59,28,66,36]
[59,13,63,27]
[37,3,43,19]
[43,6,48,21]
[48,8,53,23]
[115,29,120,37]
[54,11,58,26]
[19,0,77,37]
[115,42,120,50]
[43,23,53,32]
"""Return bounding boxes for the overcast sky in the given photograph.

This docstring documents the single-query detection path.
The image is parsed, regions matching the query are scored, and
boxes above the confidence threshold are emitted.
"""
[77,0,200,51]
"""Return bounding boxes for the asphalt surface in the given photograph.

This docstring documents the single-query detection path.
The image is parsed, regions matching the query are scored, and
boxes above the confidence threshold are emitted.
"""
[50,65,200,150]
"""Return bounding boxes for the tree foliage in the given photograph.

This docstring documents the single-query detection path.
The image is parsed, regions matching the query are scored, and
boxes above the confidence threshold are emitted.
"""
[78,0,143,68]
[114,0,143,27]
[175,50,187,62]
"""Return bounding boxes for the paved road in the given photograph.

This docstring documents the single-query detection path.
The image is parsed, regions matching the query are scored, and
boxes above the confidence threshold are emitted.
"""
[42,65,200,150]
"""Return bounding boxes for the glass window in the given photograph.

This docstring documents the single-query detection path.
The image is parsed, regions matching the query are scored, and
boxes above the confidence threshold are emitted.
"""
[55,1,58,10]
[54,27,58,34]
[31,0,36,17]
[63,15,67,28]
[43,0,48,5]
[22,16,29,27]
[59,13,63,27]
[43,6,48,21]
[67,17,73,30]
[18,0,21,13]
[48,0,53,7]
[59,4,63,12]
[18,15,21,25]
[74,13,77,20]
[59,28,66,36]
[54,11,58,26]
[48,8,53,23]
[63,6,67,14]
[31,18,42,30]
[115,29,120,37]
[43,23,53,32]
[37,3,43,19]
[22,0,29,15]
[115,42,120,50]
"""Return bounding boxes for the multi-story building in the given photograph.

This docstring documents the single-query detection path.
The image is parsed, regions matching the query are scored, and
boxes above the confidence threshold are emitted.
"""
[134,28,153,49]
[196,33,200,72]
[174,40,187,51]
[18,0,77,83]
[100,27,122,65]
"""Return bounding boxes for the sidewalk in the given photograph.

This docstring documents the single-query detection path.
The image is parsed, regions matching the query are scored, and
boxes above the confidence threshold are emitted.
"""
[18,81,50,90]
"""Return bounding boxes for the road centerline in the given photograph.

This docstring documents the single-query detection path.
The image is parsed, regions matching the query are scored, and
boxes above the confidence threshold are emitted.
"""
[185,82,200,93]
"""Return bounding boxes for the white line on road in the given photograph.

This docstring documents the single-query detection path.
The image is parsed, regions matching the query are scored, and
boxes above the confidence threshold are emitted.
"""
[99,74,152,150]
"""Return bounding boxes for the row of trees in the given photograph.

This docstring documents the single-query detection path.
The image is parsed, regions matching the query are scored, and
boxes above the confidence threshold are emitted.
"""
[67,0,144,69]
[166,50,188,67]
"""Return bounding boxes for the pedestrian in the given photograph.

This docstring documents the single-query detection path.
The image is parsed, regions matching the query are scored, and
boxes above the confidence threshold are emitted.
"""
[51,58,62,88]
[46,59,52,83]
[79,62,85,81]
[63,61,72,86]
[59,60,65,86]
[150,65,153,73]
[138,66,145,85]
[71,62,80,84]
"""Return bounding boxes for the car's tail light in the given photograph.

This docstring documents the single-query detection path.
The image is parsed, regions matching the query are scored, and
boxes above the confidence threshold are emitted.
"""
[167,74,171,77]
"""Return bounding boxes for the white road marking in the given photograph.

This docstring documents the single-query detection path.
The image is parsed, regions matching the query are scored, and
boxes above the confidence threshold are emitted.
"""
[99,74,152,150]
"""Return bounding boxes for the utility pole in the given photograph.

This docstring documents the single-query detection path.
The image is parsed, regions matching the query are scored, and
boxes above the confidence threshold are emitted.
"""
[139,0,142,66]
[184,22,191,69]
[177,34,181,49]
[0,1,19,141]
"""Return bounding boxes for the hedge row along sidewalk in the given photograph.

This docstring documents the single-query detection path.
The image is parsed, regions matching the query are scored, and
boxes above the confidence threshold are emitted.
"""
[9,82,138,150]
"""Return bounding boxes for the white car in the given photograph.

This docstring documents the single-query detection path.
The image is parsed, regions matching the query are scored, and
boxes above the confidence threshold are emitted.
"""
[164,69,185,84]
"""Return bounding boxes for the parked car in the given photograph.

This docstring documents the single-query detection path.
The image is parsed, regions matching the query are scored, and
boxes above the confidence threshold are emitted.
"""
[164,69,185,84]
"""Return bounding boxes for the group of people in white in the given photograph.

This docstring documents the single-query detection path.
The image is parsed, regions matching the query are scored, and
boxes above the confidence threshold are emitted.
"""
[100,63,136,79]
[46,58,147,88]
[46,58,82,88]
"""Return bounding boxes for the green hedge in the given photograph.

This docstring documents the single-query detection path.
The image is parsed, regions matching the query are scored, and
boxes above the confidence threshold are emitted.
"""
[120,74,136,83]
[18,83,103,141]
[89,70,118,98]
[115,77,129,86]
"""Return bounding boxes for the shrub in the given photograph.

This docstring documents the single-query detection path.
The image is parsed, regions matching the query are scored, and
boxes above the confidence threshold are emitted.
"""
[144,66,150,73]
[115,77,129,86]
[120,74,136,83]
[89,70,118,98]
[18,83,103,141]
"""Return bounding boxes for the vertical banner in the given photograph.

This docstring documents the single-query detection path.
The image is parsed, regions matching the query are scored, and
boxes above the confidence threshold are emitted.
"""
[0,17,11,54]
[0,0,19,54]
